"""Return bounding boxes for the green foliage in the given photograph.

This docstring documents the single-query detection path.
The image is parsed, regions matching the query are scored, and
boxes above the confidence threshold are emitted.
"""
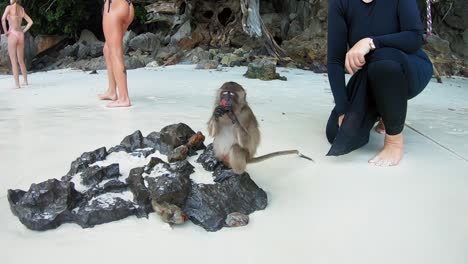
[134,4,148,25]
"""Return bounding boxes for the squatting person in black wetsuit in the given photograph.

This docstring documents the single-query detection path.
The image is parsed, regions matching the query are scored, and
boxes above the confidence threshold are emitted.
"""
[327,0,433,166]
[98,0,134,108]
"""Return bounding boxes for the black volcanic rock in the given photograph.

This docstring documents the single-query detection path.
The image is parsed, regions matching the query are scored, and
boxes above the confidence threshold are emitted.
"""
[196,144,222,171]
[121,130,145,152]
[81,164,120,186]
[130,148,156,158]
[143,131,162,149]
[72,192,137,228]
[183,172,267,232]
[108,144,129,154]
[159,123,195,150]
[82,179,128,201]
[8,124,269,232]
[126,167,152,216]
[145,160,194,208]
[66,147,107,176]
[7,179,80,231]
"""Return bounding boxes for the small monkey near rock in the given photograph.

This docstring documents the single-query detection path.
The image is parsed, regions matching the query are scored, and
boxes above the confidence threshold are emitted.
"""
[207,82,313,176]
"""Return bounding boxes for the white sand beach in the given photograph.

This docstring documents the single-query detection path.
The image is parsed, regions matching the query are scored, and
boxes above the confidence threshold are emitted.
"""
[0,66,467,264]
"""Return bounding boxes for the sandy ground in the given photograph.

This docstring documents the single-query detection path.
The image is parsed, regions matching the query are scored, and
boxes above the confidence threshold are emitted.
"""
[0,66,467,264]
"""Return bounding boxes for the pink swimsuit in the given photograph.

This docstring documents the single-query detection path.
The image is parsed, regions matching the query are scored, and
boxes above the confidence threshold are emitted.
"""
[8,29,24,44]
[7,6,25,44]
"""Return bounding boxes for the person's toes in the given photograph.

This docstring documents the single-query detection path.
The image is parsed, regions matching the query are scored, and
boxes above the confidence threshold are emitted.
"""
[369,156,379,163]
[376,159,389,167]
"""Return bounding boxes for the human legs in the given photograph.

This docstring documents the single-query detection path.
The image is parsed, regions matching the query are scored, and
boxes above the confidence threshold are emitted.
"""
[98,43,117,100]
[102,0,134,107]
[367,59,408,166]
[15,32,28,86]
[7,33,20,88]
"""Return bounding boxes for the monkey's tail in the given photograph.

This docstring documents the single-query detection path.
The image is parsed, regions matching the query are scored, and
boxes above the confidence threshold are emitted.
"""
[248,150,314,163]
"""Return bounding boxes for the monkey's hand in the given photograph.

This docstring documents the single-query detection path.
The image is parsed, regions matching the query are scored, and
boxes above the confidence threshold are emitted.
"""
[213,105,229,120]
[227,112,238,124]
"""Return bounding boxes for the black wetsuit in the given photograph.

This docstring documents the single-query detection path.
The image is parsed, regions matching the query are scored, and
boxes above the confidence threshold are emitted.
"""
[327,0,433,136]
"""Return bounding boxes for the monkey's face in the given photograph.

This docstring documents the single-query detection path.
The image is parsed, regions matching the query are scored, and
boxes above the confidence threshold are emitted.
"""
[217,82,246,112]
[220,90,236,110]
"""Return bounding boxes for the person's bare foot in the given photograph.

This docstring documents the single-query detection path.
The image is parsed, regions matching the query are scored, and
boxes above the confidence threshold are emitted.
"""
[106,99,131,108]
[375,119,385,134]
[98,91,117,101]
[369,133,404,167]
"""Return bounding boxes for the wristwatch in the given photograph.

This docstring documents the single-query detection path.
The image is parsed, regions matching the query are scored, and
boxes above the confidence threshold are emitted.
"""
[369,38,376,50]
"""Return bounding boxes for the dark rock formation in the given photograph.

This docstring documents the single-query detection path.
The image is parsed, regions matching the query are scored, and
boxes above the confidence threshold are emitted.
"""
[195,60,219,69]
[196,144,222,171]
[8,124,267,232]
[8,179,79,231]
[121,130,146,152]
[129,32,161,52]
[126,167,152,216]
[80,164,120,186]
[146,160,194,206]
[66,147,107,176]
[160,123,196,147]
[244,58,287,81]
[184,172,267,232]
[72,192,137,228]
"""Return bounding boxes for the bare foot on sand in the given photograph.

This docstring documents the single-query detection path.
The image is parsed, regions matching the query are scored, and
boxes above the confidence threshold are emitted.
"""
[106,99,131,108]
[369,133,404,167]
[375,119,385,134]
[98,91,117,101]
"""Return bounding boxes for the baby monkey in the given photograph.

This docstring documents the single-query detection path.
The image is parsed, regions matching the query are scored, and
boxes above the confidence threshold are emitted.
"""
[208,82,313,175]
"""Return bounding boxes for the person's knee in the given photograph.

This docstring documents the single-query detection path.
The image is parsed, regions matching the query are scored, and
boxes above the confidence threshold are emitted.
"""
[109,45,124,59]
[368,60,403,79]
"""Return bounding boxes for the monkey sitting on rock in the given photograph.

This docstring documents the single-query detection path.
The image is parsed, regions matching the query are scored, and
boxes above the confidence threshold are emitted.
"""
[207,82,313,176]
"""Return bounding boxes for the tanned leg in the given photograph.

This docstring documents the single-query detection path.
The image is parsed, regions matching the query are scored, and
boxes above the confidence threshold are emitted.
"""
[16,38,28,86]
[7,35,20,89]
[97,43,117,100]
[103,1,133,108]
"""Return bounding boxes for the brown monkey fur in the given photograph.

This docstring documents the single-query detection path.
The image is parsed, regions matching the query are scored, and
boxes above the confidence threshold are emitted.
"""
[208,82,312,174]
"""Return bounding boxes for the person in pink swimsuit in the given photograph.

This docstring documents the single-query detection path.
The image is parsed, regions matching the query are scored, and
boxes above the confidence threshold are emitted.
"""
[1,0,33,89]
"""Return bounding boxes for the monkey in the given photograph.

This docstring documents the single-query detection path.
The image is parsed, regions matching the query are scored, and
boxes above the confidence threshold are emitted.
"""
[207,81,313,175]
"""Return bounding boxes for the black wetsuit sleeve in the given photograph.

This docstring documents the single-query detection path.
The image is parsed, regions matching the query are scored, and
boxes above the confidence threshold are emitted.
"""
[327,0,348,116]
[372,0,424,53]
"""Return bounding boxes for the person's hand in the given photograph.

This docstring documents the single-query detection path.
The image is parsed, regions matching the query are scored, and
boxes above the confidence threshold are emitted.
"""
[345,38,372,75]
[338,114,345,127]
